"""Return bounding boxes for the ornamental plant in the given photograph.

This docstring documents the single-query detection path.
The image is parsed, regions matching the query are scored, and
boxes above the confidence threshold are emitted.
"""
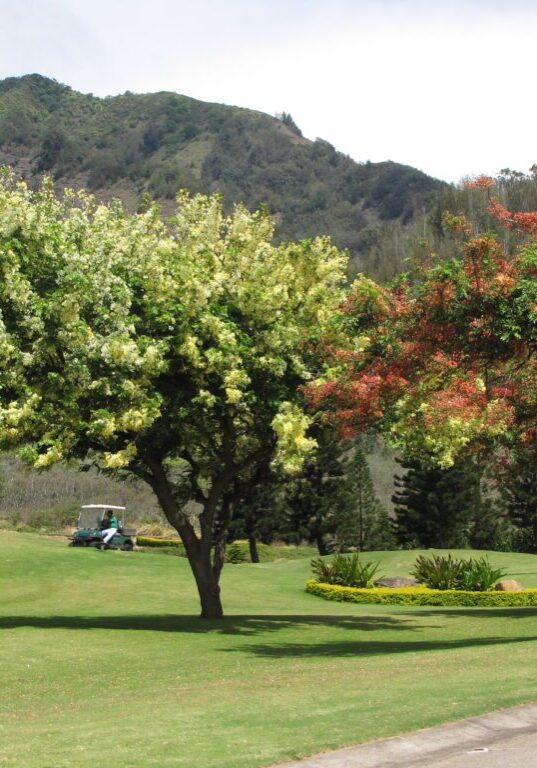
[411,554,506,591]
[0,171,352,617]
[305,581,537,607]
[410,554,463,590]
[311,553,381,587]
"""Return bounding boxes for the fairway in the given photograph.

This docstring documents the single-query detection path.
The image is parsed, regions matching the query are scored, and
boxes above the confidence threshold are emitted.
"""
[2,533,537,768]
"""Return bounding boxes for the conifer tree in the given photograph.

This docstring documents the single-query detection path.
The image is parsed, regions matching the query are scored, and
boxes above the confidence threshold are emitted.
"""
[498,446,537,552]
[366,506,398,551]
[468,495,508,551]
[393,457,480,549]
[284,429,348,555]
[337,447,395,551]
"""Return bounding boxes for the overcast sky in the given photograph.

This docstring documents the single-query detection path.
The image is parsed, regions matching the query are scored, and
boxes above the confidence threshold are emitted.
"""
[1,0,536,182]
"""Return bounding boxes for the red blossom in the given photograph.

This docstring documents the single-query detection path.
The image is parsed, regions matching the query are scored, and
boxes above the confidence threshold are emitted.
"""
[308,209,537,452]
[465,175,494,189]
[488,197,537,233]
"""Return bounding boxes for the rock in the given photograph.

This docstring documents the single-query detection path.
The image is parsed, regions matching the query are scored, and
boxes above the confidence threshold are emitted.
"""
[375,577,420,588]
[495,579,523,591]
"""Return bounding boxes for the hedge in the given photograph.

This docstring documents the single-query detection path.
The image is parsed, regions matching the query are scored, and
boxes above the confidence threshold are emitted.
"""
[305,580,537,607]
[136,536,185,555]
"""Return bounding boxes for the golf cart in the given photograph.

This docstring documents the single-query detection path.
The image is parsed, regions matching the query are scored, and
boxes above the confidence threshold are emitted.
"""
[69,504,135,550]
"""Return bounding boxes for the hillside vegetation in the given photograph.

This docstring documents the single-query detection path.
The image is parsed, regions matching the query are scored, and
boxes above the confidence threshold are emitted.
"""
[0,74,443,275]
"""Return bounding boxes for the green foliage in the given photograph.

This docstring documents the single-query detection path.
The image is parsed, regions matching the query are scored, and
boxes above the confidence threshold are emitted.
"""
[227,465,289,552]
[0,173,350,616]
[136,536,182,548]
[457,557,507,592]
[23,506,78,532]
[0,75,443,276]
[411,554,506,591]
[411,553,464,589]
[310,553,381,588]
[393,457,481,549]
[137,536,315,562]
[282,428,351,554]
[306,580,537,606]
[498,445,537,553]
[468,495,512,552]
[225,542,249,564]
[275,112,302,136]
[336,446,396,551]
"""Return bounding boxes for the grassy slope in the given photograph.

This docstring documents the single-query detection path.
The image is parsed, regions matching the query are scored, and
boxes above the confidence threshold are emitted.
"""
[2,533,537,768]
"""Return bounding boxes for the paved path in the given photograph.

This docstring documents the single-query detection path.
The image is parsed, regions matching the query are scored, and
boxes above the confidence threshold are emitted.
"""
[273,703,537,768]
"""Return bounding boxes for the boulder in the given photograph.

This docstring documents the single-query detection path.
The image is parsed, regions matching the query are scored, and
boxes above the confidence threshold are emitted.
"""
[375,577,420,588]
[494,579,523,592]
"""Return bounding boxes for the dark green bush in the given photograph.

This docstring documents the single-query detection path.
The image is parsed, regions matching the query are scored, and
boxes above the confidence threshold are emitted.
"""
[411,554,506,591]
[457,557,507,591]
[225,542,249,564]
[410,553,463,590]
[311,553,381,588]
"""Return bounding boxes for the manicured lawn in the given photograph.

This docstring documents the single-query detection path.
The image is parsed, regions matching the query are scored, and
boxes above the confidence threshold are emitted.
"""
[2,532,537,768]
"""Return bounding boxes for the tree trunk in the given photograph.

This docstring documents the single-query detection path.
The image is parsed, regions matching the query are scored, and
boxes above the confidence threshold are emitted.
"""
[315,532,328,555]
[248,534,260,563]
[144,457,226,618]
[188,550,224,619]
[532,520,537,553]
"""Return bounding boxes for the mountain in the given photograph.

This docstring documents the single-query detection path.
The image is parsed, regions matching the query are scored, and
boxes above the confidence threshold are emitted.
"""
[0,74,445,273]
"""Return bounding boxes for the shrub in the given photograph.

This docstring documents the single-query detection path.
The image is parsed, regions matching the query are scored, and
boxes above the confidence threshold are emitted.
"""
[411,553,464,590]
[411,554,506,591]
[305,580,537,607]
[135,521,177,538]
[225,542,249,564]
[311,553,381,588]
[142,545,186,557]
[135,535,182,547]
[24,506,78,532]
[457,557,507,591]
[136,536,186,556]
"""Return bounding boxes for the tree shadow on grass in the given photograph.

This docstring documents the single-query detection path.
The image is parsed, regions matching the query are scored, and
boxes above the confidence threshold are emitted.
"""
[400,607,537,620]
[0,613,422,635]
[2,614,536,659]
[224,633,537,658]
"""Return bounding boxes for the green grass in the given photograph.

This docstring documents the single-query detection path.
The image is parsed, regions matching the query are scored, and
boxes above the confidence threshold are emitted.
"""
[2,534,537,768]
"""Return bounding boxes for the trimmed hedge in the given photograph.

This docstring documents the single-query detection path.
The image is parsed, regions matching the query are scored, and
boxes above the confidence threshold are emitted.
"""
[136,536,182,547]
[136,536,186,556]
[305,580,537,607]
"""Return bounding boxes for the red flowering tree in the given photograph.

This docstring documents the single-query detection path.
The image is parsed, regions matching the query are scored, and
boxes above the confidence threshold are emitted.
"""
[308,181,537,467]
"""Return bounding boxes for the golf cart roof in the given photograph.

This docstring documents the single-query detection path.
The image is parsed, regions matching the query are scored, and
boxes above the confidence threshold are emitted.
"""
[81,504,126,510]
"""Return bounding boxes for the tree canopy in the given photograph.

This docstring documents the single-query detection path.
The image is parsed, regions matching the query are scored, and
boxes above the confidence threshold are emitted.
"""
[308,179,537,467]
[0,172,351,616]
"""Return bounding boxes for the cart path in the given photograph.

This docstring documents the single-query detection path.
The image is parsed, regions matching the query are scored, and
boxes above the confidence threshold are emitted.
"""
[272,702,537,768]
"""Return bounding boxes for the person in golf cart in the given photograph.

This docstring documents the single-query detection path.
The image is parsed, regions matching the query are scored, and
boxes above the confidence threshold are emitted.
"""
[100,509,120,546]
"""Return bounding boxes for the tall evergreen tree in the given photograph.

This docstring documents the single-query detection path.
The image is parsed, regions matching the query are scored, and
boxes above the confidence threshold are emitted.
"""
[284,429,349,555]
[393,457,481,549]
[468,490,508,551]
[366,506,398,551]
[337,447,396,551]
[498,446,537,552]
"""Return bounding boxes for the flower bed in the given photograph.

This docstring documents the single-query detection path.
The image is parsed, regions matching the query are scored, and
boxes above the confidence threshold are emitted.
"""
[305,579,537,607]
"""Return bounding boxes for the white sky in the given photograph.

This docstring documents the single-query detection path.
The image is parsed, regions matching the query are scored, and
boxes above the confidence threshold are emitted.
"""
[0,0,536,182]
